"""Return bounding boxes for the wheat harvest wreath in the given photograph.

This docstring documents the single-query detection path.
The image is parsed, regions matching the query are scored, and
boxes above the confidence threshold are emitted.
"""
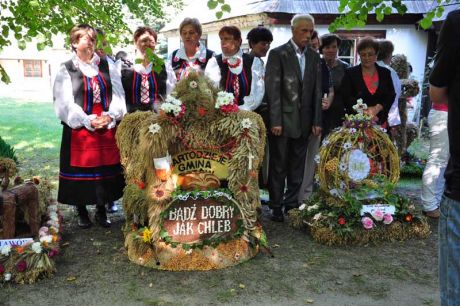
[116,72,267,270]
[289,100,430,245]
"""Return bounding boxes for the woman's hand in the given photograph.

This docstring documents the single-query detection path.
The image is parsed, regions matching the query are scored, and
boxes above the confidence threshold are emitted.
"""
[363,104,383,118]
[91,115,112,129]
[322,96,333,110]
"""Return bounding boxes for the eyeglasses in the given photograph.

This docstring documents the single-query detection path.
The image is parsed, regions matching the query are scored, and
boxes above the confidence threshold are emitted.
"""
[359,52,377,58]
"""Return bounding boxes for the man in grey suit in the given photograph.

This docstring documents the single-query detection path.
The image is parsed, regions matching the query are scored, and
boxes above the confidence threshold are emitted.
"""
[265,14,322,222]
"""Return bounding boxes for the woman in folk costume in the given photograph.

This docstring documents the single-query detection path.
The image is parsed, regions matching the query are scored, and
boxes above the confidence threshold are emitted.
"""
[168,18,215,81]
[122,26,176,113]
[53,24,126,228]
[205,26,265,111]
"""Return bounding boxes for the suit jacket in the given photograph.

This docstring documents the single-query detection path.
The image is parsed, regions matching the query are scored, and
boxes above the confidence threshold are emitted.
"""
[340,63,395,124]
[265,40,322,138]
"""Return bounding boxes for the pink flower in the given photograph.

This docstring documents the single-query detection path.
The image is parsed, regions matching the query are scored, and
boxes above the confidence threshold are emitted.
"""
[361,217,374,230]
[383,214,393,225]
[371,209,384,221]
[48,249,59,258]
[16,260,27,272]
[39,226,49,237]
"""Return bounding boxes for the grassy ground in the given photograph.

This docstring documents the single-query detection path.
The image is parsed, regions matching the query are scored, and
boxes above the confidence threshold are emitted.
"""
[0,97,61,186]
[0,99,439,305]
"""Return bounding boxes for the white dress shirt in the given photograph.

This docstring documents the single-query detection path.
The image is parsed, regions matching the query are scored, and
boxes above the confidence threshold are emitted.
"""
[377,60,401,127]
[205,49,265,111]
[290,39,307,80]
[53,53,126,131]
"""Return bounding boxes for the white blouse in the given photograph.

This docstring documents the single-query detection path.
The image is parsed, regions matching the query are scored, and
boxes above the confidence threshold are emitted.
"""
[205,49,265,111]
[53,53,126,131]
[132,61,177,96]
[168,42,211,66]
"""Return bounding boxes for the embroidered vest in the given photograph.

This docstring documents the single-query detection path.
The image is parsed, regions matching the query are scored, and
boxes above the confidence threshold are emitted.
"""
[121,64,167,113]
[64,58,112,115]
[171,49,214,81]
[216,53,254,105]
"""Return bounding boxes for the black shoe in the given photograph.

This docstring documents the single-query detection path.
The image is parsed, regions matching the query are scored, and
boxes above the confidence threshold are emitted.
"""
[270,208,284,222]
[107,202,118,213]
[284,206,296,215]
[95,206,111,228]
[77,206,92,229]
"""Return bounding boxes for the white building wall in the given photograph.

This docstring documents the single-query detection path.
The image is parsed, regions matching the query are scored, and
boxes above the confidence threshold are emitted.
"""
[0,35,70,101]
[167,24,427,83]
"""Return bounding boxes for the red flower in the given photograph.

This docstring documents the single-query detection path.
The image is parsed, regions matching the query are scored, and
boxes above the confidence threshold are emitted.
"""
[240,185,249,192]
[48,249,59,258]
[220,103,239,114]
[16,260,27,272]
[404,213,413,223]
[0,264,4,274]
[338,216,346,226]
[197,107,207,117]
[136,181,145,190]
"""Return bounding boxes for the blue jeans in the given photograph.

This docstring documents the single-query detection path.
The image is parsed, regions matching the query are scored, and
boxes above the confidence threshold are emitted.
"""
[439,195,460,306]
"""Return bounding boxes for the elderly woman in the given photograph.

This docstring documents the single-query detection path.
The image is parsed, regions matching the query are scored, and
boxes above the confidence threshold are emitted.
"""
[341,36,395,125]
[121,26,176,113]
[319,34,350,135]
[247,26,273,59]
[168,18,214,81]
[53,24,126,228]
[205,26,264,111]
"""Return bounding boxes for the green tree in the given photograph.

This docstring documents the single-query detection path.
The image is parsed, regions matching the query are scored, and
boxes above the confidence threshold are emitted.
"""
[0,0,456,83]
[207,0,455,31]
[0,0,182,83]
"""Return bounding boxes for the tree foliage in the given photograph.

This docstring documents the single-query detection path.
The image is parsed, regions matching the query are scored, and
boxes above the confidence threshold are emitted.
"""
[329,0,453,32]
[208,0,454,31]
[0,0,182,83]
[0,0,457,83]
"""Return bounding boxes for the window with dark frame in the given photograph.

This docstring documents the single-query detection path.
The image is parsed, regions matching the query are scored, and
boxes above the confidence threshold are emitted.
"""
[335,30,386,66]
[23,60,43,77]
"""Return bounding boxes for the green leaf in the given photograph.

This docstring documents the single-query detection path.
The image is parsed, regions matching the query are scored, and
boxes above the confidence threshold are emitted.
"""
[207,0,218,9]
[420,18,432,29]
[18,40,26,50]
[436,7,445,18]
[29,0,39,7]
[216,11,223,19]
[0,65,11,84]
[2,25,9,37]
[160,229,169,238]
[37,42,45,51]
[221,4,231,13]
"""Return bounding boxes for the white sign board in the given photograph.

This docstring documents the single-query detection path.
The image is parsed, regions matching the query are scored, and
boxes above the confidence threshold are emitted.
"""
[0,238,34,248]
[360,204,396,216]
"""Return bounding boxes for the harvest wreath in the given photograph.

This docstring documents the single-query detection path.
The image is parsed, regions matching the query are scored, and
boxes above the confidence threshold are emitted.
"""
[289,100,429,245]
[117,72,267,270]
